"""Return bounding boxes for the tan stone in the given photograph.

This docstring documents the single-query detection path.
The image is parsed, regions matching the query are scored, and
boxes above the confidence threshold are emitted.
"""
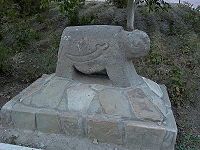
[127,88,164,121]
[67,84,96,113]
[60,112,83,136]
[31,76,70,108]
[36,109,60,133]
[87,117,123,145]
[98,89,131,117]
[125,121,166,150]
[11,104,37,130]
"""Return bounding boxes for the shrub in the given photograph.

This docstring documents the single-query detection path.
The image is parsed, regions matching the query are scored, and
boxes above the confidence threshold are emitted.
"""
[79,15,95,25]
[0,0,43,20]
[143,0,171,12]
[13,0,42,16]
[0,43,11,72]
[41,0,85,25]
[107,0,170,11]
[106,0,128,8]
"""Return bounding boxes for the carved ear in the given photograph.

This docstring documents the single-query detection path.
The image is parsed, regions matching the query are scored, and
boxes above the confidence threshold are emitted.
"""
[96,43,109,51]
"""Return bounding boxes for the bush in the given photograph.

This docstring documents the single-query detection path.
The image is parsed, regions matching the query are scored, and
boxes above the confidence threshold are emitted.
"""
[13,0,42,16]
[0,43,11,72]
[107,0,170,11]
[41,0,85,25]
[144,0,171,12]
[106,0,128,8]
[0,0,43,20]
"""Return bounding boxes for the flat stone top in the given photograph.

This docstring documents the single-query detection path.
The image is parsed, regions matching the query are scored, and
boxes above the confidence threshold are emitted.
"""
[3,74,173,124]
[1,74,177,149]
[60,25,123,56]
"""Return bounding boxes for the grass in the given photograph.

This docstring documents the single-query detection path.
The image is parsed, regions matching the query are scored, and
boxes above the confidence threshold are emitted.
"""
[176,133,200,150]
[0,2,199,149]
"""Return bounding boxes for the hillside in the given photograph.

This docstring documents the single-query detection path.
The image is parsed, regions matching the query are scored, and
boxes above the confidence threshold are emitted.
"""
[0,2,200,149]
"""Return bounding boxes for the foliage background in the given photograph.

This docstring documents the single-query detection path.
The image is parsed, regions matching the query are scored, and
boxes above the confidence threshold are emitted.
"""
[0,0,199,149]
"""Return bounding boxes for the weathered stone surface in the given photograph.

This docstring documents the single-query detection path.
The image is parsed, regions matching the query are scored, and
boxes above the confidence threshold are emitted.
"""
[36,109,60,133]
[1,74,177,149]
[87,117,123,145]
[11,104,37,130]
[56,25,150,87]
[142,77,163,98]
[60,112,83,136]
[20,74,54,105]
[0,143,42,150]
[57,98,67,111]
[160,85,172,108]
[127,88,164,121]
[139,84,167,118]
[125,121,167,150]
[67,84,96,113]
[90,84,107,92]
[11,111,34,130]
[98,89,131,117]
[87,95,103,114]
[31,76,70,108]
[161,130,177,150]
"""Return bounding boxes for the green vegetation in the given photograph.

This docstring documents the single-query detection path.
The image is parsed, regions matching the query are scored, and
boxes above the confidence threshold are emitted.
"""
[107,0,128,8]
[177,133,200,150]
[107,0,171,11]
[41,0,85,25]
[0,1,199,149]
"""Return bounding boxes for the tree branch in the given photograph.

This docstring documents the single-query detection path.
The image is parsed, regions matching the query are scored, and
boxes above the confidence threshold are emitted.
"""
[127,0,139,31]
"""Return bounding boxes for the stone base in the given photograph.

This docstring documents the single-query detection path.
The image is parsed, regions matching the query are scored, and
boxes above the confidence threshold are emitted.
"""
[0,143,41,150]
[1,74,177,150]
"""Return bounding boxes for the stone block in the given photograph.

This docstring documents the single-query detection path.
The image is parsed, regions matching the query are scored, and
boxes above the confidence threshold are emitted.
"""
[127,88,164,121]
[31,76,70,109]
[59,112,83,136]
[36,109,60,133]
[87,117,123,145]
[161,130,177,150]
[11,104,37,130]
[67,84,96,113]
[0,143,42,150]
[98,89,132,117]
[1,74,177,149]
[125,121,167,150]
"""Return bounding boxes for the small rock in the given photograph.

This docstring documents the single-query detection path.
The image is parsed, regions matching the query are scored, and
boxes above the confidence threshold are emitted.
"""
[92,139,98,144]
[40,143,45,148]
[6,95,11,99]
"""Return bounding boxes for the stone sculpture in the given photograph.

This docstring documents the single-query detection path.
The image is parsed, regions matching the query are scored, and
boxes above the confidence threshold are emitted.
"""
[1,25,177,150]
[56,25,150,87]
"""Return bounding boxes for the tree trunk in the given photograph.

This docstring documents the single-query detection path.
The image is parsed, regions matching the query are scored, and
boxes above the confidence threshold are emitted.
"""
[127,0,136,31]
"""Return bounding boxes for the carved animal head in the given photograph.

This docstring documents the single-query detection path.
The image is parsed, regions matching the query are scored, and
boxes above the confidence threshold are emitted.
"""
[125,30,150,58]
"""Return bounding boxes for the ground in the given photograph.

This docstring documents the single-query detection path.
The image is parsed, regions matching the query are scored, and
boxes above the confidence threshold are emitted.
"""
[0,1,200,150]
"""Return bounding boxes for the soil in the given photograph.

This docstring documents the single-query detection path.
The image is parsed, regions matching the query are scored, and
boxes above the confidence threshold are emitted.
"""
[0,73,29,108]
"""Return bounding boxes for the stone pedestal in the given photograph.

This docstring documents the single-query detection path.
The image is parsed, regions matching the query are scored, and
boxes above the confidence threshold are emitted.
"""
[1,74,177,150]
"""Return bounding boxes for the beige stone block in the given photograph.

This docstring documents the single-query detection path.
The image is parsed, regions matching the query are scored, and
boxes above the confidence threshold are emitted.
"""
[125,121,166,150]
[60,112,83,136]
[36,109,60,133]
[87,117,123,145]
